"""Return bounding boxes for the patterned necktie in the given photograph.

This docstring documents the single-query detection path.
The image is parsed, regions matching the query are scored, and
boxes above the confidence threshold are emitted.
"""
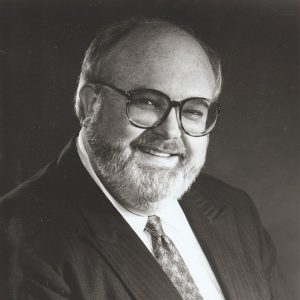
[145,215,203,300]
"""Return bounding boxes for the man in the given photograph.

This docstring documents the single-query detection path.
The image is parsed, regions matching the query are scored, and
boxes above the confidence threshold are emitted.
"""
[0,17,287,300]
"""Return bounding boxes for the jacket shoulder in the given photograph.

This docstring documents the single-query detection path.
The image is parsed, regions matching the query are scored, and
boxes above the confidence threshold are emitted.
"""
[195,173,255,210]
[0,160,79,247]
[0,162,56,222]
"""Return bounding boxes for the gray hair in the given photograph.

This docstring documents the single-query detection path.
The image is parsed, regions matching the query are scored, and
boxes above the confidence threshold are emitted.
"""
[74,16,222,123]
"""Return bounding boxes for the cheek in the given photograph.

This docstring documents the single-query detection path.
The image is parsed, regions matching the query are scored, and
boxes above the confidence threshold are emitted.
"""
[98,102,145,143]
[184,135,209,159]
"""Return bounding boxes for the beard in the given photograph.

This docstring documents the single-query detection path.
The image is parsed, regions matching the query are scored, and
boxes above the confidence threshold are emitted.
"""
[84,109,207,213]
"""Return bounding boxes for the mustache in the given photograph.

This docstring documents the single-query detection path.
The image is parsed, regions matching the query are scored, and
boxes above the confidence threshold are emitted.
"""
[131,134,187,156]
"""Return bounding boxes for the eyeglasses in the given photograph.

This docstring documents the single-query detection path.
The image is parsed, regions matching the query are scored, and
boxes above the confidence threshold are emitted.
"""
[89,80,221,137]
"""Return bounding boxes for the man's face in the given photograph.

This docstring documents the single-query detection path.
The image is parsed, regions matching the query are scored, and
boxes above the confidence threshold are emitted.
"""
[84,25,216,214]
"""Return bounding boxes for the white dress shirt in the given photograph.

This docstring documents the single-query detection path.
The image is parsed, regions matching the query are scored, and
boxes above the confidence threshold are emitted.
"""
[77,130,224,300]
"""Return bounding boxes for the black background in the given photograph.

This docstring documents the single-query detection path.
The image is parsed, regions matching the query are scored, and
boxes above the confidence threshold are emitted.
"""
[0,0,299,298]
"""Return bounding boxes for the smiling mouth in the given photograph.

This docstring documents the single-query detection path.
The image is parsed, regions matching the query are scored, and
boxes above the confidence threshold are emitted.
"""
[137,145,178,158]
[143,148,173,157]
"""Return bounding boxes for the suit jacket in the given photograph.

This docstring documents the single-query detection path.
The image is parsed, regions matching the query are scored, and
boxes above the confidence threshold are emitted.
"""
[0,138,288,300]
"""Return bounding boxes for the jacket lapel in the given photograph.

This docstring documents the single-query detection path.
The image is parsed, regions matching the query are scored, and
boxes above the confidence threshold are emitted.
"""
[55,137,182,300]
[179,180,269,300]
[78,205,182,300]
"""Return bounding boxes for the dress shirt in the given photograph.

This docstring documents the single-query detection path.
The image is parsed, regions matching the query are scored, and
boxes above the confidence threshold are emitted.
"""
[77,130,224,300]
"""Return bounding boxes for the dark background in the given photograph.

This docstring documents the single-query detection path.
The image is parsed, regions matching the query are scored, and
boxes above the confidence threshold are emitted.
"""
[0,0,299,298]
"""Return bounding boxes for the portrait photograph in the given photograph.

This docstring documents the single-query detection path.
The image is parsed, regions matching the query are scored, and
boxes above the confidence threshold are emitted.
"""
[0,0,299,299]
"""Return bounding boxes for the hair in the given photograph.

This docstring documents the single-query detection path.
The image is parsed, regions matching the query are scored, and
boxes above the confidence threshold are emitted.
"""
[74,16,222,123]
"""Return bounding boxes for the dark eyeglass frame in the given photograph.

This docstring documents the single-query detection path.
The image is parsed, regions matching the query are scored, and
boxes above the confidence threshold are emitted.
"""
[87,80,221,137]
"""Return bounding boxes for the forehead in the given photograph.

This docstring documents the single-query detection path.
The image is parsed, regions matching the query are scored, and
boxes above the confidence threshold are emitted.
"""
[101,24,216,98]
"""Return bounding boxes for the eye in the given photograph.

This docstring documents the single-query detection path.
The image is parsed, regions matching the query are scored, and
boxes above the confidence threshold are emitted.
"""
[140,98,155,105]
[189,109,203,115]
[183,109,204,117]
[133,97,160,110]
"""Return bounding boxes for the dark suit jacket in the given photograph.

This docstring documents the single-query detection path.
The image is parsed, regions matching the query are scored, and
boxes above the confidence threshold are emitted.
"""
[0,138,288,300]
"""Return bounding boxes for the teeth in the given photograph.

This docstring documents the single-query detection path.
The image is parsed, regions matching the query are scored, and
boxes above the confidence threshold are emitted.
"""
[144,148,172,157]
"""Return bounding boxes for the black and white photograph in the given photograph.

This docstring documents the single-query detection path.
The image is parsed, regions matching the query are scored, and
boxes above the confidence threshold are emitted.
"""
[0,0,299,299]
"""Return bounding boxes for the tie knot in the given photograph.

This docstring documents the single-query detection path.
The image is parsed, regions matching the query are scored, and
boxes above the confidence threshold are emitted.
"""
[145,215,165,237]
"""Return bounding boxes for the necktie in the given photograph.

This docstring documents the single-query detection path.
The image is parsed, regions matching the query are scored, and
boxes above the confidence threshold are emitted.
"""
[145,215,203,300]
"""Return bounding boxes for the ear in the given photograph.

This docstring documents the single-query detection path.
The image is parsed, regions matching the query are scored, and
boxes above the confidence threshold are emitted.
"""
[79,84,100,118]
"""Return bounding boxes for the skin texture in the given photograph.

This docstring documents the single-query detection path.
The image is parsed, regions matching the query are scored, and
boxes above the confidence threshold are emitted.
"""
[80,24,216,214]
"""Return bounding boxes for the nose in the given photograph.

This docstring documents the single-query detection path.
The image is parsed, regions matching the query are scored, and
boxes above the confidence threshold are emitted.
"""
[151,108,182,139]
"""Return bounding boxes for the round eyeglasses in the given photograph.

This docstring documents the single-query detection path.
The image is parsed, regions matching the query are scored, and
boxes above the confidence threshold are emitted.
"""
[88,80,221,137]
